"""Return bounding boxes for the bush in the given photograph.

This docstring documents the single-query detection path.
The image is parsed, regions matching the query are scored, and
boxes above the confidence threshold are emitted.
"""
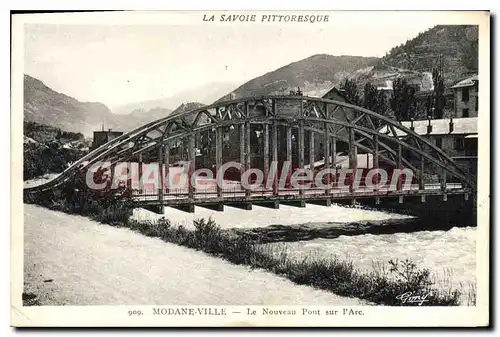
[27,178,136,226]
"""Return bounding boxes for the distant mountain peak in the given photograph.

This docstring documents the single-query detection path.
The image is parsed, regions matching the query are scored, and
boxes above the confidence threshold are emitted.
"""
[23,75,175,135]
[24,74,114,136]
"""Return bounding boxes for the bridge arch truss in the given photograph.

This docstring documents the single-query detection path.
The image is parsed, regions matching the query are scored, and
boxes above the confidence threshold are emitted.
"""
[24,96,476,198]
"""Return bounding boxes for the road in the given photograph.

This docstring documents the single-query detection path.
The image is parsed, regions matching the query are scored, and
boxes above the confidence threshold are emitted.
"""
[23,204,367,306]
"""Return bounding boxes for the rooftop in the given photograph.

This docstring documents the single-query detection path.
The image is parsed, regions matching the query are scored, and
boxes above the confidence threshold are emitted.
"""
[379,117,477,137]
[450,75,478,89]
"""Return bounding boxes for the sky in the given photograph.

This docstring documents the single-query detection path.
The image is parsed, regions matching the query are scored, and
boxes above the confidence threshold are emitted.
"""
[22,12,450,109]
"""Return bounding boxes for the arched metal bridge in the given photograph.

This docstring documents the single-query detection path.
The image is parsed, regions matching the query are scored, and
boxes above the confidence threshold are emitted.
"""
[24,95,476,212]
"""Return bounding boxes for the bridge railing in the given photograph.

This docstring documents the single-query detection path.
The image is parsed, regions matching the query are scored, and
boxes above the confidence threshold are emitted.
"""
[130,181,466,202]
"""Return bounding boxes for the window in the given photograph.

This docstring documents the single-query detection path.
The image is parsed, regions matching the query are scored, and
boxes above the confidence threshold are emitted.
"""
[435,137,443,149]
[462,87,469,102]
[455,138,465,151]
[463,108,470,118]
[462,87,470,102]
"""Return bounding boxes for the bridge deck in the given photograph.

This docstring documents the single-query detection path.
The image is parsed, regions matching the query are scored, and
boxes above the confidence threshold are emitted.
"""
[131,183,472,206]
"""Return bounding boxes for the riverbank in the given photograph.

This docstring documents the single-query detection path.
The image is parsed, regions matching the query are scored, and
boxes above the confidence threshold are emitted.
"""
[23,204,367,306]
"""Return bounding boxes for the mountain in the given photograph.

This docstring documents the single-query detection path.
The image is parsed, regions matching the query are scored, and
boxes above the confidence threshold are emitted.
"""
[218,54,379,100]
[114,107,173,132]
[217,25,478,102]
[112,82,238,115]
[380,25,479,86]
[23,75,175,135]
[24,74,117,136]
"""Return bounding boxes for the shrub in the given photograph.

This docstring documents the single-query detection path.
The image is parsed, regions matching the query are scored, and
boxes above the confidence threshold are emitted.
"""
[27,178,136,226]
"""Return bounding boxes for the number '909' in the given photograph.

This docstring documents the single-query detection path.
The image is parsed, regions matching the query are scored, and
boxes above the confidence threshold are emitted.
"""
[128,310,143,316]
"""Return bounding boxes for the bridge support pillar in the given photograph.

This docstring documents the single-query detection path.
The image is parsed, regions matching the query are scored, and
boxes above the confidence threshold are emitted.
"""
[419,155,425,191]
[286,125,292,188]
[349,127,358,193]
[307,199,331,207]
[138,153,143,193]
[324,123,331,195]
[263,124,269,183]
[187,134,195,199]
[348,127,357,194]
[272,120,279,196]
[164,142,170,194]
[282,200,306,208]
[309,130,315,175]
[396,143,402,191]
[173,204,195,213]
[373,134,379,191]
[158,145,164,204]
[332,137,337,188]
[199,203,224,212]
[254,200,279,209]
[441,170,447,192]
[216,127,223,198]
[298,120,305,196]
[245,120,251,198]
[143,204,165,215]
[239,123,245,178]
[227,202,252,211]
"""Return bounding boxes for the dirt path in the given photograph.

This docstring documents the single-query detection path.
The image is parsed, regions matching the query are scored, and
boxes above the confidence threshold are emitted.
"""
[23,204,367,306]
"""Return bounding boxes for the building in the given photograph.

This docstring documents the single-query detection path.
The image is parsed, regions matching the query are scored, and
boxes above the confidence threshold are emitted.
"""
[91,129,124,150]
[450,75,478,118]
[379,117,478,175]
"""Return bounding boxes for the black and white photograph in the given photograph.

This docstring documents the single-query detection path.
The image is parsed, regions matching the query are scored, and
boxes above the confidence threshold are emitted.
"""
[10,10,490,327]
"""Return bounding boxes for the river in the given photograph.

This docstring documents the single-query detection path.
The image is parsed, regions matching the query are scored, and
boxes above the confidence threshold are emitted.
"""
[134,203,476,305]
[266,226,476,305]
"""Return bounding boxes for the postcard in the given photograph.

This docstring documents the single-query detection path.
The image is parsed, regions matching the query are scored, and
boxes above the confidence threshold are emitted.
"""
[11,10,490,327]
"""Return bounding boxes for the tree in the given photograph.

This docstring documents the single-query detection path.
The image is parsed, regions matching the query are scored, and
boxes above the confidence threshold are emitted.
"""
[363,82,388,116]
[363,82,378,111]
[362,82,389,128]
[432,68,446,119]
[374,90,388,116]
[403,44,416,70]
[341,78,361,106]
[390,78,417,121]
[460,26,479,72]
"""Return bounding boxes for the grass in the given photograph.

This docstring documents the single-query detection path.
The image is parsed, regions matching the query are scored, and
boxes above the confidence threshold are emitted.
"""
[27,188,472,306]
[22,292,40,306]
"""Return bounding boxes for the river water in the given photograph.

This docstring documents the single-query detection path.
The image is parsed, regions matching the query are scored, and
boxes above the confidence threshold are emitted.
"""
[133,203,476,305]
[267,226,476,305]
